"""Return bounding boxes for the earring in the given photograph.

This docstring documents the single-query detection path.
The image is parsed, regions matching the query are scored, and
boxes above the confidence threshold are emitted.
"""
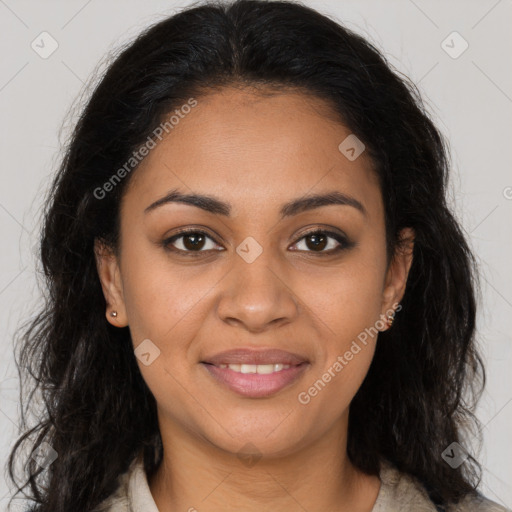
[387,305,400,328]
[110,311,118,318]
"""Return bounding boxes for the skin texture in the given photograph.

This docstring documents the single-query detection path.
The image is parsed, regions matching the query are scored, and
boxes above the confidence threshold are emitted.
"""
[95,86,414,512]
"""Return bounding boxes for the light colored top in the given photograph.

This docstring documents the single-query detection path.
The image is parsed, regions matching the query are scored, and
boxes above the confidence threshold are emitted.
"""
[97,452,511,512]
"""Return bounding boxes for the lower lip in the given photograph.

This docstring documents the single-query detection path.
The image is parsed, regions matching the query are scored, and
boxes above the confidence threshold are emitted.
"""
[201,363,309,398]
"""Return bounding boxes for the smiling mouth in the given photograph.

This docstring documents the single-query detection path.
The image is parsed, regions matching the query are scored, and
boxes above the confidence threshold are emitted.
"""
[206,362,299,374]
[201,361,309,398]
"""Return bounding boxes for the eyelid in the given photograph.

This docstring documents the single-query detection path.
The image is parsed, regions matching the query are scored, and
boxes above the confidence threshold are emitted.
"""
[162,226,353,256]
[163,227,224,254]
[289,228,352,254]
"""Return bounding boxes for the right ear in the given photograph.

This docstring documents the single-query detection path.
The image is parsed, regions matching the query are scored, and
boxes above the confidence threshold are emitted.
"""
[94,239,128,327]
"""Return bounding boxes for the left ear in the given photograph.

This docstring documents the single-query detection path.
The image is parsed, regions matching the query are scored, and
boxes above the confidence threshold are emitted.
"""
[380,227,415,321]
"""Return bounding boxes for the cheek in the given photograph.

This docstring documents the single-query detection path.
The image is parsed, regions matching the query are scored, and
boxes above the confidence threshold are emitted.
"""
[119,241,209,344]
[293,249,385,404]
[302,257,385,340]
[298,343,376,429]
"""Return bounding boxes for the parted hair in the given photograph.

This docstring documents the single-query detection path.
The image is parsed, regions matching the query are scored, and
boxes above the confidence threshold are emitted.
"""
[8,1,485,511]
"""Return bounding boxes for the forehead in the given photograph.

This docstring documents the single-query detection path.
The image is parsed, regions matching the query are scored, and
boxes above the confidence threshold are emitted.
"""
[122,87,382,221]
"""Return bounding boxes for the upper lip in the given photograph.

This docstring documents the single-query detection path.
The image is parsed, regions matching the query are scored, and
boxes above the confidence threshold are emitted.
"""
[202,348,308,366]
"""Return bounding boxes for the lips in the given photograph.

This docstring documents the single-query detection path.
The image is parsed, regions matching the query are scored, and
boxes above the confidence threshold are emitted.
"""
[202,348,308,366]
[201,361,309,398]
[200,348,310,397]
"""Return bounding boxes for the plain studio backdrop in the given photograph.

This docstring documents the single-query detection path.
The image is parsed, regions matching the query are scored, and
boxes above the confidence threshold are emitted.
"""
[0,0,511,509]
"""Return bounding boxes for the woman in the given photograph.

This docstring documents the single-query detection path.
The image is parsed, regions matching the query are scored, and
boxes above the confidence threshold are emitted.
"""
[8,0,510,511]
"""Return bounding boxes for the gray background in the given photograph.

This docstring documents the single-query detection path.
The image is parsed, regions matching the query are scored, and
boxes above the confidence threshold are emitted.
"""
[0,0,511,509]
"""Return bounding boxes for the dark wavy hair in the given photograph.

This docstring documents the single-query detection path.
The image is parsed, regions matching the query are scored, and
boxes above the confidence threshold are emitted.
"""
[8,0,486,510]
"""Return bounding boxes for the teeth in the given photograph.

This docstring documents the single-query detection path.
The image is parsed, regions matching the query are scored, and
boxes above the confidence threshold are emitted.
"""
[217,363,292,373]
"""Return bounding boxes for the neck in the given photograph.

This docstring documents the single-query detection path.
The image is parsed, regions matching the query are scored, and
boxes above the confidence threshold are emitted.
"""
[148,413,381,512]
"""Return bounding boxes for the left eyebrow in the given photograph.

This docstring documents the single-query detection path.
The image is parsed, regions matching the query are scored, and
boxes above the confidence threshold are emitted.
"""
[280,191,367,218]
[144,189,367,219]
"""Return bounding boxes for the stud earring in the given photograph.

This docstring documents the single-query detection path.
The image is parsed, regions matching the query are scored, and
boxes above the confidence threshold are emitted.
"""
[110,311,118,318]
[387,305,400,328]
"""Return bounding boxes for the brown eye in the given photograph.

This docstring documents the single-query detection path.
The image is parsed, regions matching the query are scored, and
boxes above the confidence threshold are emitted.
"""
[181,232,206,250]
[163,230,222,254]
[290,230,353,255]
[304,232,328,251]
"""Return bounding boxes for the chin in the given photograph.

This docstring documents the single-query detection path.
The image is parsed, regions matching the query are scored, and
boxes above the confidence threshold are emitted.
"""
[198,416,310,461]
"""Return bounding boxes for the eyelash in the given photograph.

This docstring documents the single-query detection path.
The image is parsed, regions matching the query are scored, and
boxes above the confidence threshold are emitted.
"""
[161,228,354,257]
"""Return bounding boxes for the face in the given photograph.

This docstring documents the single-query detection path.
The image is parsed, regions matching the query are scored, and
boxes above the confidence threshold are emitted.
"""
[95,86,413,459]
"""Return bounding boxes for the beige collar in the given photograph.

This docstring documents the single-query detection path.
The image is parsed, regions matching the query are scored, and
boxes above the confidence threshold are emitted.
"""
[100,452,506,511]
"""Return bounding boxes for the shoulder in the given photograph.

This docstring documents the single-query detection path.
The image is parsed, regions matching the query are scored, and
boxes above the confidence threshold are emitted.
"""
[374,459,511,512]
[450,493,512,512]
[94,464,132,512]
[373,459,439,511]
[95,451,160,512]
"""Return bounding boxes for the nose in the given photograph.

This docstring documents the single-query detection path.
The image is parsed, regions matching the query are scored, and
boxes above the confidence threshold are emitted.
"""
[215,249,300,333]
